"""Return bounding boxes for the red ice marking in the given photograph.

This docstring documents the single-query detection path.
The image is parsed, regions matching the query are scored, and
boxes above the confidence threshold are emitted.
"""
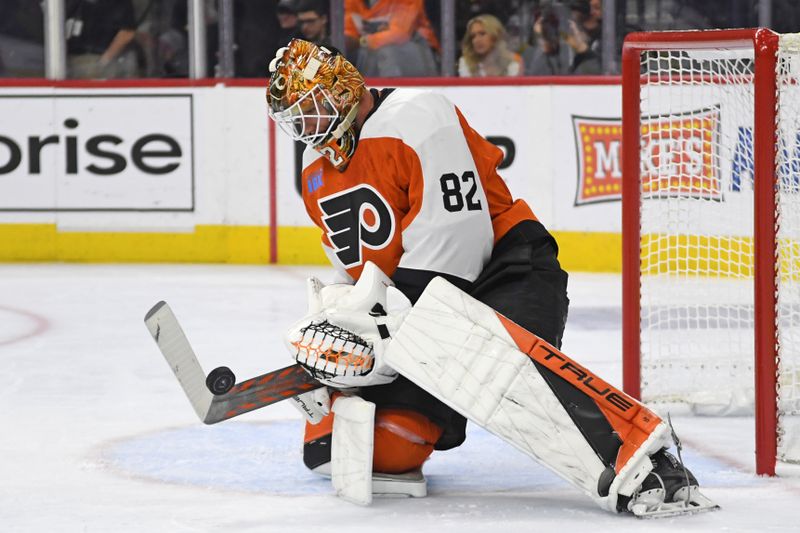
[0,305,50,347]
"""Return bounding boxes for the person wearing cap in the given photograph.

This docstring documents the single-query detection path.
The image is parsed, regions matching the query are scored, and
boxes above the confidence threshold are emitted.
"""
[296,0,333,50]
[277,0,302,46]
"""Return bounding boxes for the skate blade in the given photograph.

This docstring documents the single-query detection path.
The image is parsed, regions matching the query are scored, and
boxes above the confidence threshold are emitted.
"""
[372,470,427,498]
[315,464,427,497]
[632,492,720,519]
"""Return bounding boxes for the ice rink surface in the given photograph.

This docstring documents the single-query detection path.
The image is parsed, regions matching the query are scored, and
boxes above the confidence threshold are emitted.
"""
[2,263,799,532]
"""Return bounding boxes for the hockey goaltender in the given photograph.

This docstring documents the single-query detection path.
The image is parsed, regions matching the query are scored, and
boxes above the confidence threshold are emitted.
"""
[266,38,718,517]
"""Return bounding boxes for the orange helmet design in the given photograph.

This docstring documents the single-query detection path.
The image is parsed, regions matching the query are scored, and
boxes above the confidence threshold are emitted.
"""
[267,39,365,170]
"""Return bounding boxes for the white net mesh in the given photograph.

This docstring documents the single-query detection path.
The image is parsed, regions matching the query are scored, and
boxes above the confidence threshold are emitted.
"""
[776,34,800,464]
[639,47,756,412]
[637,35,800,464]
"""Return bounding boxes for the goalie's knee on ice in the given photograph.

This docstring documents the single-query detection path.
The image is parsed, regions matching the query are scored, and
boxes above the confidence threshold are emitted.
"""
[301,406,443,475]
[373,409,443,474]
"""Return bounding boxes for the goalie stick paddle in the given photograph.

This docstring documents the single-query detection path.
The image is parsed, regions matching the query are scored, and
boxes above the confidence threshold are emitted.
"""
[144,301,323,424]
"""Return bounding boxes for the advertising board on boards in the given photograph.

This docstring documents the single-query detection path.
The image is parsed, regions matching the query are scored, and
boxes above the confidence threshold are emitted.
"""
[0,94,194,211]
[572,107,723,206]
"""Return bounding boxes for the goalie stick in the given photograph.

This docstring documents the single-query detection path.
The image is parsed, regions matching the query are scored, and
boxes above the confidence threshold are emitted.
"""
[144,301,322,424]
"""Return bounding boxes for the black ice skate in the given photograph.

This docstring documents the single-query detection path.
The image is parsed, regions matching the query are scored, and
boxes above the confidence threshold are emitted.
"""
[624,448,719,518]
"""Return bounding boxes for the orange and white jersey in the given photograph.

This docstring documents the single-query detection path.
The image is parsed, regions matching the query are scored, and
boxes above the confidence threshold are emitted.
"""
[300,88,536,295]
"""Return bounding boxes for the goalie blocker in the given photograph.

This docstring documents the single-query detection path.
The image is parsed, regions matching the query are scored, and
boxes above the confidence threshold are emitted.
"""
[384,277,718,517]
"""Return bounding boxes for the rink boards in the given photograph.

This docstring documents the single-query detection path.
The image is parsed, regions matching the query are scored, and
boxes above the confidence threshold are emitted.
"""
[0,78,630,270]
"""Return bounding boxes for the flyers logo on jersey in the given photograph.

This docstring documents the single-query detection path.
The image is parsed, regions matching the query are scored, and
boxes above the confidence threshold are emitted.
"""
[318,184,395,268]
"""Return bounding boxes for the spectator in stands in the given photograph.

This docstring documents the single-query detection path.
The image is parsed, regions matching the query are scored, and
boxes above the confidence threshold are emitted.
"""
[65,0,140,79]
[0,0,44,77]
[504,14,529,62]
[296,0,332,50]
[346,0,439,77]
[458,14,522,77]
[277,0,302,45]
[132,0,160,77]
[565,0,602,74]
[234,0,282,78]
[455,0,514,44]
[153,0,218,77]
[133,0,189,78]
[524,5,570,75]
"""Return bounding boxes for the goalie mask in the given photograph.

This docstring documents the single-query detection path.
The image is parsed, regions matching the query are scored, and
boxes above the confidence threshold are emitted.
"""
[267,39,365,170]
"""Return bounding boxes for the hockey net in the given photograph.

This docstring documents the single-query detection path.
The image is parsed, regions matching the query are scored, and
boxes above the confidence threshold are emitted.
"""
[622,29,800,474]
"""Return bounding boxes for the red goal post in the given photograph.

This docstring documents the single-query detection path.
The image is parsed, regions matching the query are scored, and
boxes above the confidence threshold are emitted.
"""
[620,28,794,476]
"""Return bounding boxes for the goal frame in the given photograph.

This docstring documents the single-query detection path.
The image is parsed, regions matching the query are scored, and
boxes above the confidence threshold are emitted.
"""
[621,28,780,476]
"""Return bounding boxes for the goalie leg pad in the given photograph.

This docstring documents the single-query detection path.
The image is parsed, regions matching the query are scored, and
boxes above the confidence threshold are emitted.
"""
[385,277,673,512]
[331,396,376,506]
[328,398,432,504]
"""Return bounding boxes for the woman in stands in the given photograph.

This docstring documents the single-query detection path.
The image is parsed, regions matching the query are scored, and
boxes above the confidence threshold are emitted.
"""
[458,14,523,77]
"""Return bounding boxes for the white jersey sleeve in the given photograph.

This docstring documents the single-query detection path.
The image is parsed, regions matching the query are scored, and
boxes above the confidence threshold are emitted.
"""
[359,91,494,283]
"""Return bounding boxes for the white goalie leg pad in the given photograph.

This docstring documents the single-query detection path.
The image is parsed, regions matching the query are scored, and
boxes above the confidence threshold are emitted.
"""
[384,277,672,512]
[607,422,670,505]
[331,395,375,506]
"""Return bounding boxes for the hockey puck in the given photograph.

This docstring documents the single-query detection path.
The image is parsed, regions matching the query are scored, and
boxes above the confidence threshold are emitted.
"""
[206,366,236,395]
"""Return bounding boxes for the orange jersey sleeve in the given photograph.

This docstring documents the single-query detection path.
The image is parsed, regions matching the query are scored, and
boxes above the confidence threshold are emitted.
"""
[454,106,536,243]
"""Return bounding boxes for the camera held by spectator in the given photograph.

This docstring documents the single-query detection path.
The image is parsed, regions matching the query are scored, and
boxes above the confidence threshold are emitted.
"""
[565,0,602,74]
[526,3,571,75]
[347,0,439,77]
[361,19,388,35]
[536,4,563,55]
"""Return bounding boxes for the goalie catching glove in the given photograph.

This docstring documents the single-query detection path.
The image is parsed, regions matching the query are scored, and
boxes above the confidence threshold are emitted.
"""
[285,262,408,389]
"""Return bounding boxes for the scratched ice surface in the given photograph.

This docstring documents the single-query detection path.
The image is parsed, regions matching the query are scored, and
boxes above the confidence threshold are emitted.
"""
[1,264,797,532]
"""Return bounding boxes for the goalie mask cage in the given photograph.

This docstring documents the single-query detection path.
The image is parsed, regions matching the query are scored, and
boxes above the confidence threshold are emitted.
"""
[621,28,800,476]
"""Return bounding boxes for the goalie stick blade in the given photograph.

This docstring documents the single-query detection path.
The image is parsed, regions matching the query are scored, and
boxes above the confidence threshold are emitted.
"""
[145,300,214,421]
[144,301,323,424]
